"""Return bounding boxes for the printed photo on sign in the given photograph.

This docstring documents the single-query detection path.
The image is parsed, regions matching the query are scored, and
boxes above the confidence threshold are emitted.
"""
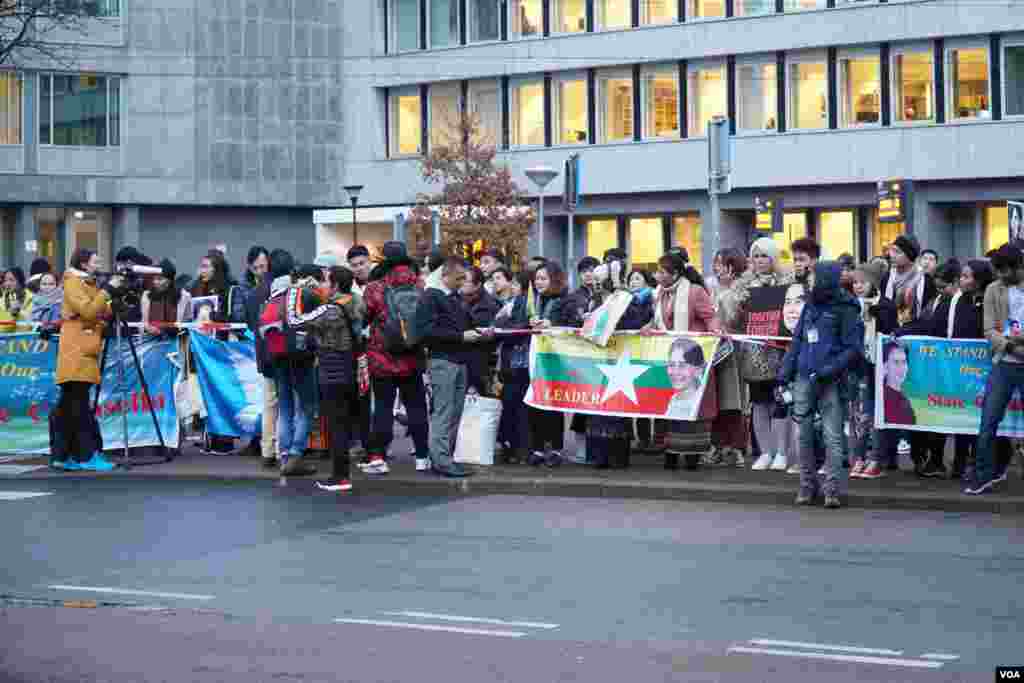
[743,285,801,340]
[663,337,709,419]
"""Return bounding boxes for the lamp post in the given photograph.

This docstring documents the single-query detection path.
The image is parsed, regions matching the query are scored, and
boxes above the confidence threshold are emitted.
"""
[525,166,559,258]
[344,184,364,245]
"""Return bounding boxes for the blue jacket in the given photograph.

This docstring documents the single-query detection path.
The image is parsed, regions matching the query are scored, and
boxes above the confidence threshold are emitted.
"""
[778,261,864,383]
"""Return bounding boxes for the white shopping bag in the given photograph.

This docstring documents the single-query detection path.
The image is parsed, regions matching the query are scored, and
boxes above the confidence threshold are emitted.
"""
[174,373,206,420]
[454,393,503,466]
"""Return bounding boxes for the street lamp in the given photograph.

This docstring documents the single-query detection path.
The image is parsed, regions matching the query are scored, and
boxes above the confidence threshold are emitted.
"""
[525,166,558,258]
[344,184,364,245]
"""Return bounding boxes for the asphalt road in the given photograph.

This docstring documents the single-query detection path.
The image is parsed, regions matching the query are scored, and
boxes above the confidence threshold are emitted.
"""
[0,478,1019,682]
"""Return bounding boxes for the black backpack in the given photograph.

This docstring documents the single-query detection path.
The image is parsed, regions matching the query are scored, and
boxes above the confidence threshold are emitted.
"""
[380,284,422,353]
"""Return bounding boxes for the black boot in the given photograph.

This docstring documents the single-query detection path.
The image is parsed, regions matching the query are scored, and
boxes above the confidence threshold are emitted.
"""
[683,452,700,471]
[664,452,679,470]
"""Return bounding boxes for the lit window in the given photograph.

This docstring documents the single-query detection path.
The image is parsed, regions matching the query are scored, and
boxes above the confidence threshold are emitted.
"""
[429,83,462,149]
[1005,44,1024,117]
[984,205,1009,253]
[818,210,856,260]
[89,0,120,17]
[511,0,543,37]
[598,70,633,143]
[429,0,460,48]
[784,0,826,10]
[555,76,588,145]
[788,58,828,130]
[772,212,808,266]
[628,217,664,272]
[734,0,773,15]
[469,0,502,42]
[39,73,120,147]
[390,88,422,156]
[553,0,587,33]
[839,53,880,127]
[640,0,677,23]
[871,210,904,258]
[948,46,991,120]
[893,51,934,123]
[642,65,679,139]
[0,72,22,145]
[391,0,420,51]
[586,219,619,259]
[688,0,725,19]
[467,78,501,147]
[510,79,545,147]
[595,0,631,29]
[673,214,702,270]
[687,62,726,137]
[736,61,777,133]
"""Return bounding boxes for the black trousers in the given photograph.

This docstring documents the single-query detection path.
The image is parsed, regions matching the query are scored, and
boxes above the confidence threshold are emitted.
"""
[321,384,355,480]
[499,369,530,453]
[368,375,429,460]
[528,406,564,453]
[53,381,101,463]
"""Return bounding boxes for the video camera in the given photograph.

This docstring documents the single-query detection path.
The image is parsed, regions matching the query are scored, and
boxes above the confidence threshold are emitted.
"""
[98,264,164,313]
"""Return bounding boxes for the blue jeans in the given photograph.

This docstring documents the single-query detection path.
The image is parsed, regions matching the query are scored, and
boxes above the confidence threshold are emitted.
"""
[793,377,847,497]
[975,361,1024,485]
[853,367,877,462]
[274,361,318,457]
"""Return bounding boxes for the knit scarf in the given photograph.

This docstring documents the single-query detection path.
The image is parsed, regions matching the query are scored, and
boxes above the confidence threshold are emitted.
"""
[653,277,691,332]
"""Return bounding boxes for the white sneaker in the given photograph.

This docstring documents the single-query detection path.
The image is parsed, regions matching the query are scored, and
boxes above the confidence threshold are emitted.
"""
[770,453,788,471]
[752,453,773,471]
[786,463,801,475]
[817,465,828,476]
[415,457,431,472]
[363,459,390,475]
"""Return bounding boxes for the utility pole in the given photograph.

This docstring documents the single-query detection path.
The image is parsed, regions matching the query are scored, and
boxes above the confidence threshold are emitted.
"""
[707,116,732,276]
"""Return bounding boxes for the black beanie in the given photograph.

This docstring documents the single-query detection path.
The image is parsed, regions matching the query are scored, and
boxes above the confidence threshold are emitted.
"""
[29,258,52,277]
[892,234,921,263]
[159,258,176,280]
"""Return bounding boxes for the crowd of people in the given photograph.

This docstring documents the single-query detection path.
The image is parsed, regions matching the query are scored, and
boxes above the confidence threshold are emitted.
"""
[8,230,1022,502]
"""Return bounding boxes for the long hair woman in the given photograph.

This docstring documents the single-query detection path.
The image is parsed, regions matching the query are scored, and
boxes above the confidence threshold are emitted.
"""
[526,260,568,466]
[0,267,33,332]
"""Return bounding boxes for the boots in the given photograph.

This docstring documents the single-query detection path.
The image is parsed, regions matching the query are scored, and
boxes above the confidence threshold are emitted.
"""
[664,452,679,470]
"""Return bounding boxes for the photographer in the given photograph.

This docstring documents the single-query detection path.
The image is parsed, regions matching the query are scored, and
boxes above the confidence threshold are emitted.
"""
[113,246,153,324]
[141,259,193,336]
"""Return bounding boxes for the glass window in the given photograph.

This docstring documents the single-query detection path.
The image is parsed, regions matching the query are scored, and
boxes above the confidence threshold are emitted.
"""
[948,47,991,120]
[628,217,664,272]
[598,71,633,143]
[429,0,460,48]
[469,0,502,42]
[41,73,120,147]
[734,0,773,15]
[390,89,422,156]
[586,219,619,259]
[553,0,587,33]
[468,78,501,146]
[772,212,808,266]
[512,0,543,37]
[1006,44,1024,117]
[0,72,22,145]
[871,210,904,258]
[672,214,702,271]
[985,205,1009,253]
[818,210,856,260]
[737,61,777,133]
[429,83,462,149]
[788,59,828,130]
[640,0,677,24]
[642,65,679,139]
[893,51,934,123]
[784,0,826,10]
[839,53,881,127]
[689,0,725,19]
[91,0,120,17]
[510,79,545,147]
[595,0,631,30]
[688,62,726,137]
[554,76,588,145]
[392,0,420,51]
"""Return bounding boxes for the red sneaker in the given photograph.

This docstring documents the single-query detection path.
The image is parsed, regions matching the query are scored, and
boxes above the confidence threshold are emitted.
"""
[850,460,866,479]
[859,462,884,479]
[316,479,353,492]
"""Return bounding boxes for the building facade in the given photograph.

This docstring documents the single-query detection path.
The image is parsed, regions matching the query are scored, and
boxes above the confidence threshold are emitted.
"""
[328,0,1024,273]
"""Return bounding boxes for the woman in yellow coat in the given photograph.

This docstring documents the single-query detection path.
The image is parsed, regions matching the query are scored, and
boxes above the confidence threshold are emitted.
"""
[0,267,34,333]
[52,249,117,471]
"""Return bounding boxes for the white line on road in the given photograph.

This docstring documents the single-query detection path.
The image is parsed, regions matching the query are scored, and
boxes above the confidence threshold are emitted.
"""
[48,585,215,601]
[334,618,526,638]
[728,647,943,669]
[383,611,559,629]
[921,653,961,661]
[749,639,904,656]
[0,491,52,500]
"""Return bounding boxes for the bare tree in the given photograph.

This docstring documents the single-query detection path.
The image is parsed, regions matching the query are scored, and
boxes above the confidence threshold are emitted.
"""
[0,0,109,67]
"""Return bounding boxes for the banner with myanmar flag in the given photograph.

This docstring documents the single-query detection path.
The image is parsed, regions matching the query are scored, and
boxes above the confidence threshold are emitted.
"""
[525,331,723,420]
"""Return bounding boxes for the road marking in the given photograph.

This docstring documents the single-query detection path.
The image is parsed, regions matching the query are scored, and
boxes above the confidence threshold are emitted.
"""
[48,585,215,601]
[334,618,526,638]
[750,639,904,656]
[921,653,961,661]
[727,647,943,669]
[0,491,52,500]
[383,611,559,630]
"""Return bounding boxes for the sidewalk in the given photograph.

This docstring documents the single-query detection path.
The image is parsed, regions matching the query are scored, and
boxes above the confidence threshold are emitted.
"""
[5,443,1023,515]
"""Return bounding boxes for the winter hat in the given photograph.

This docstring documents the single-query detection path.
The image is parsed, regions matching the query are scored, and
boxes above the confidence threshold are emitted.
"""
[29,258,52,277]
[855,260,886,292]
[313,251,339,268]
[891,234,921,263]
[158,258,177,281]
[749,237,780,263]
[577,256,600,273]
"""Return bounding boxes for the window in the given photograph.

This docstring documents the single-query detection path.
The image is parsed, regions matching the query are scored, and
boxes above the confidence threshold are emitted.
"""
[391,0,420,51]
[39,73,120,147]
[512,0,543,37]
[772,212,808,266]
[553,0,587,33]
[640,0,677,24]
[390,88,422,156]
[839,52,881,127]
[688,62,726,137]
[984,205,1009,253]
[554,75,588,145]
[688,0,725,19]
[468,78,501,146]
[0,72,22,145]
[628,218,664,272]
[595,0,630,30]
[893,50,934,123]
[586,219,619,259]
[1005,44,1024,117]
[673,214,702,270]
[429,82,462,148]
[734,0,773,15]
[510,79,545,147]
[784,0,826,10]
[871,210,904,258]
[818,210,856,260]
[736,60,777,133]
[598,70,633,143]
[469,0,502,42]
[84,0,120,17]
[788,57,828,130]
[948,46,991,120]
[642,65,679,139]
[429,0,460,48]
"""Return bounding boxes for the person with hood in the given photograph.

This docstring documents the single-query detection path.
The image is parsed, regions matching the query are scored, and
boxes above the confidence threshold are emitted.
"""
[141,259,193,335]
[0,267,33,332]
[30,272,62,327]
[26,258,52,294]
[778,261,865,509]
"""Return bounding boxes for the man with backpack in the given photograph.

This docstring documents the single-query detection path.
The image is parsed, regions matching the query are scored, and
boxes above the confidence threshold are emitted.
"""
[361,242,430,475]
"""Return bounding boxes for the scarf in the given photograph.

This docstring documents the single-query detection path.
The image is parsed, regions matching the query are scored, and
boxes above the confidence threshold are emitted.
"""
[860,294,880,361]
[653,277,691,332]
[885,265,924,324]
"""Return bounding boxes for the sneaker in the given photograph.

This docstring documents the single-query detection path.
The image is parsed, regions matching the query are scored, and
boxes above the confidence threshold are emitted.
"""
[545,451,563,468]
[728,448,746,468]
[84,452,116,472]
[963,479,994,495]
[919,459,947,479]
[795,492,815,506]
[64,460,85,472]
[48,459,68,471]
[823,495,842,509]
[751,453,773,471]
[859,461,884,479]
[529,451,547,467]
[702,447,724,467]
[770,453,788,471]
[261,457,278,469]
[786,463,801,475]
[315,479,353,493]
[817,465,827,476]
[362,458,390,475]
[280,455,317,477]
[994,468,1010,484]
[415,457,431,472]
[850,460,866,479]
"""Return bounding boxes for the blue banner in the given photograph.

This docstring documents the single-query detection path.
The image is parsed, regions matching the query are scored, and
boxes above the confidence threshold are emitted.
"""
[189,332,263,438]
